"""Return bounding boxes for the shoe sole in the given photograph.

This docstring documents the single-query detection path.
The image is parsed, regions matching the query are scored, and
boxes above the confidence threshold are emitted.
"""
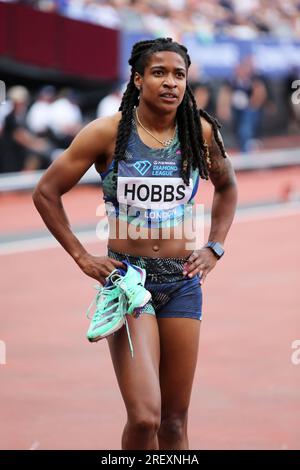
[87,317,126,342]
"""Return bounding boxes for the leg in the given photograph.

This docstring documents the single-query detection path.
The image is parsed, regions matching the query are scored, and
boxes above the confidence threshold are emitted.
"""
[157,317,201,450]
[106,314,161,450]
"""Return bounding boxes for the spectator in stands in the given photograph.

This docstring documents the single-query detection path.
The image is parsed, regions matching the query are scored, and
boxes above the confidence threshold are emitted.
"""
[13,0,300,39]
[26,85,56,136]
[96,82,126,118]
[190,80,214,116]
[0,86,50,173]
[47,88,83,149]
[218,57,269,152]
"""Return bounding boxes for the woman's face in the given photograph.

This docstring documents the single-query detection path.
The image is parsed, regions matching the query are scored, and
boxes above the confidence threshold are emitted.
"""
[134,51,187,111]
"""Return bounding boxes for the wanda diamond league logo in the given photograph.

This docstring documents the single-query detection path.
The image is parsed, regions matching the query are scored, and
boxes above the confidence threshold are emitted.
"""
[133,160,151,176]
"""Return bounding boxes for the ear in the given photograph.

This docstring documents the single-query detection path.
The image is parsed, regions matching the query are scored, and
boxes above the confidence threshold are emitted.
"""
[134,72,142,91]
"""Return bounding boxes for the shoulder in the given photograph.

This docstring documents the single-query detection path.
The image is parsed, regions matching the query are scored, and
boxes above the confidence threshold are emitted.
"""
[69,111,122,155]
[81,111,122,142]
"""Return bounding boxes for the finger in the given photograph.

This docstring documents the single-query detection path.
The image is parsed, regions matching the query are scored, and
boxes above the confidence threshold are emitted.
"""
[188,265,206,278]
[186,251,199,264]
[104,260,122,273]
[110,258,126,269]
[183,257,202,275]
[183,255,196,272]
[185,260,204,275]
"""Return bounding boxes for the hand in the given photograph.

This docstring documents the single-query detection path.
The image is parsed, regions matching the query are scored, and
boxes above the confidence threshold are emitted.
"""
[183,247,218,284]
[76,253,125,284]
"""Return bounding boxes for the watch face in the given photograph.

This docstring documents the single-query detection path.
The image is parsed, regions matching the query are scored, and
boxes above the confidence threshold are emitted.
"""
[214,244,224,257]
[209,242,224,257]
[206,242,224,258]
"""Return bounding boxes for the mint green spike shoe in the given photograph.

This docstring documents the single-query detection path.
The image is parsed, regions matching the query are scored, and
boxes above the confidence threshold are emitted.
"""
[86,272,126,342]
[86,264,152,357]
[119,262,152,316]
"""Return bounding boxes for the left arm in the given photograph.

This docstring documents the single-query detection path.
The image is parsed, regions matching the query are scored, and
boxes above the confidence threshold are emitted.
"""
[183,123,238,282]
[207,129,238,245]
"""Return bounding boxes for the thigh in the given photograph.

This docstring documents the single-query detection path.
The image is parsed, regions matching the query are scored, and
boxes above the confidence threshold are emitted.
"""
[157,317,201,417]
[106,314,161,418]
[156,276,202,320]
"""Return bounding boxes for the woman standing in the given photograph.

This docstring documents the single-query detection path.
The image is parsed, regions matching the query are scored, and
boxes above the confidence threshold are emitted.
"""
[33,38,237,450]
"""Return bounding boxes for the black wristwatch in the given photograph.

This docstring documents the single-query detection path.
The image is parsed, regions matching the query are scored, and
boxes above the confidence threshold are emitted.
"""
[204,241,225,260]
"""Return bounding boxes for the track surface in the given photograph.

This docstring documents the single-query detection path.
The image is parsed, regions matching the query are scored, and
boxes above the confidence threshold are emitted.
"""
[0,167,299,450]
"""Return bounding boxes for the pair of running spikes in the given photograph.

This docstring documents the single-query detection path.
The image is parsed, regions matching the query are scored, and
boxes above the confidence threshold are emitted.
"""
[86,261,151,358]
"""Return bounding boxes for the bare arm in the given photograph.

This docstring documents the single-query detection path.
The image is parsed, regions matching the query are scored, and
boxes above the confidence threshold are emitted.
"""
[32,115,124,283]
[184,119,238,282]
[207,129,238,245]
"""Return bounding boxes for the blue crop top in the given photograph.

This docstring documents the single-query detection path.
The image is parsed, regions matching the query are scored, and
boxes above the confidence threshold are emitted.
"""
[100,118,200,228]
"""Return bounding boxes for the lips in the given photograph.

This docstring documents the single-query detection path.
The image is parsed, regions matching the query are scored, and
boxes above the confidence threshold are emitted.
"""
[160,93,178,99]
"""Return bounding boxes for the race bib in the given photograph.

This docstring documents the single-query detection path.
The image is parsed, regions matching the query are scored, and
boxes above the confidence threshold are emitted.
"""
[117,159,193,210]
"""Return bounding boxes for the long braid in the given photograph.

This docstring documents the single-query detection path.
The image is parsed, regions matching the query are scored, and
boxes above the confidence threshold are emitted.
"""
[113,37,227,181]
[177,95,192,185]
[199,108,228,159]
[186,84,209,180]
[113,76,138,172]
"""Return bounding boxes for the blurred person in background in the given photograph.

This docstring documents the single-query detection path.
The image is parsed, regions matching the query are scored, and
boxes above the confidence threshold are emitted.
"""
[47,88,83,149]
[190,80,214,116]
[26,85,56,136]
[218,57,269,152]
[18,0,300,38]
[96,82,125,118]
[0,86,51,173]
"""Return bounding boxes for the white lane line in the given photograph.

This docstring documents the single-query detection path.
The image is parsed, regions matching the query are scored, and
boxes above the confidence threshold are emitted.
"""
[0,231,100,255]
[29,441,40,450]
[232,201,300,222]
[0,202,299,256]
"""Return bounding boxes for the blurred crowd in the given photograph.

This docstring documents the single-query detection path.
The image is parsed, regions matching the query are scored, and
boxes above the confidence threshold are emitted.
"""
[1,55,299,173]
[0,86,83,173]
[4,0,300,39]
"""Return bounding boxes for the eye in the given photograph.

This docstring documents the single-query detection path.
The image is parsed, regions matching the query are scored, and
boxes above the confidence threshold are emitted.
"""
[153,70,163,76]
[177,72,185,78]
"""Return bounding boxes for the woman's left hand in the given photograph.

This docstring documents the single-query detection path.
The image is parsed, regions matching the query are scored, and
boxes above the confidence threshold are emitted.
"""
[183,247,218,284]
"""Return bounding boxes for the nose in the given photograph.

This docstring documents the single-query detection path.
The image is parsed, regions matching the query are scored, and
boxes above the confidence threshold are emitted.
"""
[163,74,177,88]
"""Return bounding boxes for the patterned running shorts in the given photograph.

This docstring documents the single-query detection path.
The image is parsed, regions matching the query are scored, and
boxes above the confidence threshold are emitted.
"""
[107,247,202,320]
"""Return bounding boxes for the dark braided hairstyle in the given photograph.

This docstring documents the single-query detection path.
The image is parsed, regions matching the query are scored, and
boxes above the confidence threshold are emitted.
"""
[113,37,227,184]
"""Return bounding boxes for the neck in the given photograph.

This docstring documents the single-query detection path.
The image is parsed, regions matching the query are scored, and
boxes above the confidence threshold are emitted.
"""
[136,102,176,132]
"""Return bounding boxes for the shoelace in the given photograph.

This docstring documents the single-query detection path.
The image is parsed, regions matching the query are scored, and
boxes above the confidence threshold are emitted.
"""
[87,275,134,358]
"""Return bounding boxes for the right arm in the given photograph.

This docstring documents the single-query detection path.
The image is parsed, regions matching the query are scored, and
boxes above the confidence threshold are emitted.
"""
[32,115,124,284]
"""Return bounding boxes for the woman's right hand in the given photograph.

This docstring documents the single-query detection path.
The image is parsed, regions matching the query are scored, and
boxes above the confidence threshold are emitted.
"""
[76,253,125,284]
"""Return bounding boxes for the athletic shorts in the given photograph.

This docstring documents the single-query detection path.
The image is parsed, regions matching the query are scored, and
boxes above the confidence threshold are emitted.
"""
[107,248,202,321]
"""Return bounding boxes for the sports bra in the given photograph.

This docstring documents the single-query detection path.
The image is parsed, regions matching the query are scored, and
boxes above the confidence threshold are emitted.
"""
[99,118,200,228]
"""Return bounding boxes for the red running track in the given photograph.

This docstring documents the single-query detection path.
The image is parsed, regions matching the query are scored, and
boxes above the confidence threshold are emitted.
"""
[0,206,299,449]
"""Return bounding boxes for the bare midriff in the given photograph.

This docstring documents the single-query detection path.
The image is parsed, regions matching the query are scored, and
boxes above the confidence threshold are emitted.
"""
[107,218,196,258]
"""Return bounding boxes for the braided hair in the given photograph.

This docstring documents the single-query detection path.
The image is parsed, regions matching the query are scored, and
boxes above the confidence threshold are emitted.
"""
[113,37,226,184]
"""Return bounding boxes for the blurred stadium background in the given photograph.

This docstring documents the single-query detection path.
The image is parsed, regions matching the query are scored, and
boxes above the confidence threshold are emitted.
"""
[0,0,300,450]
